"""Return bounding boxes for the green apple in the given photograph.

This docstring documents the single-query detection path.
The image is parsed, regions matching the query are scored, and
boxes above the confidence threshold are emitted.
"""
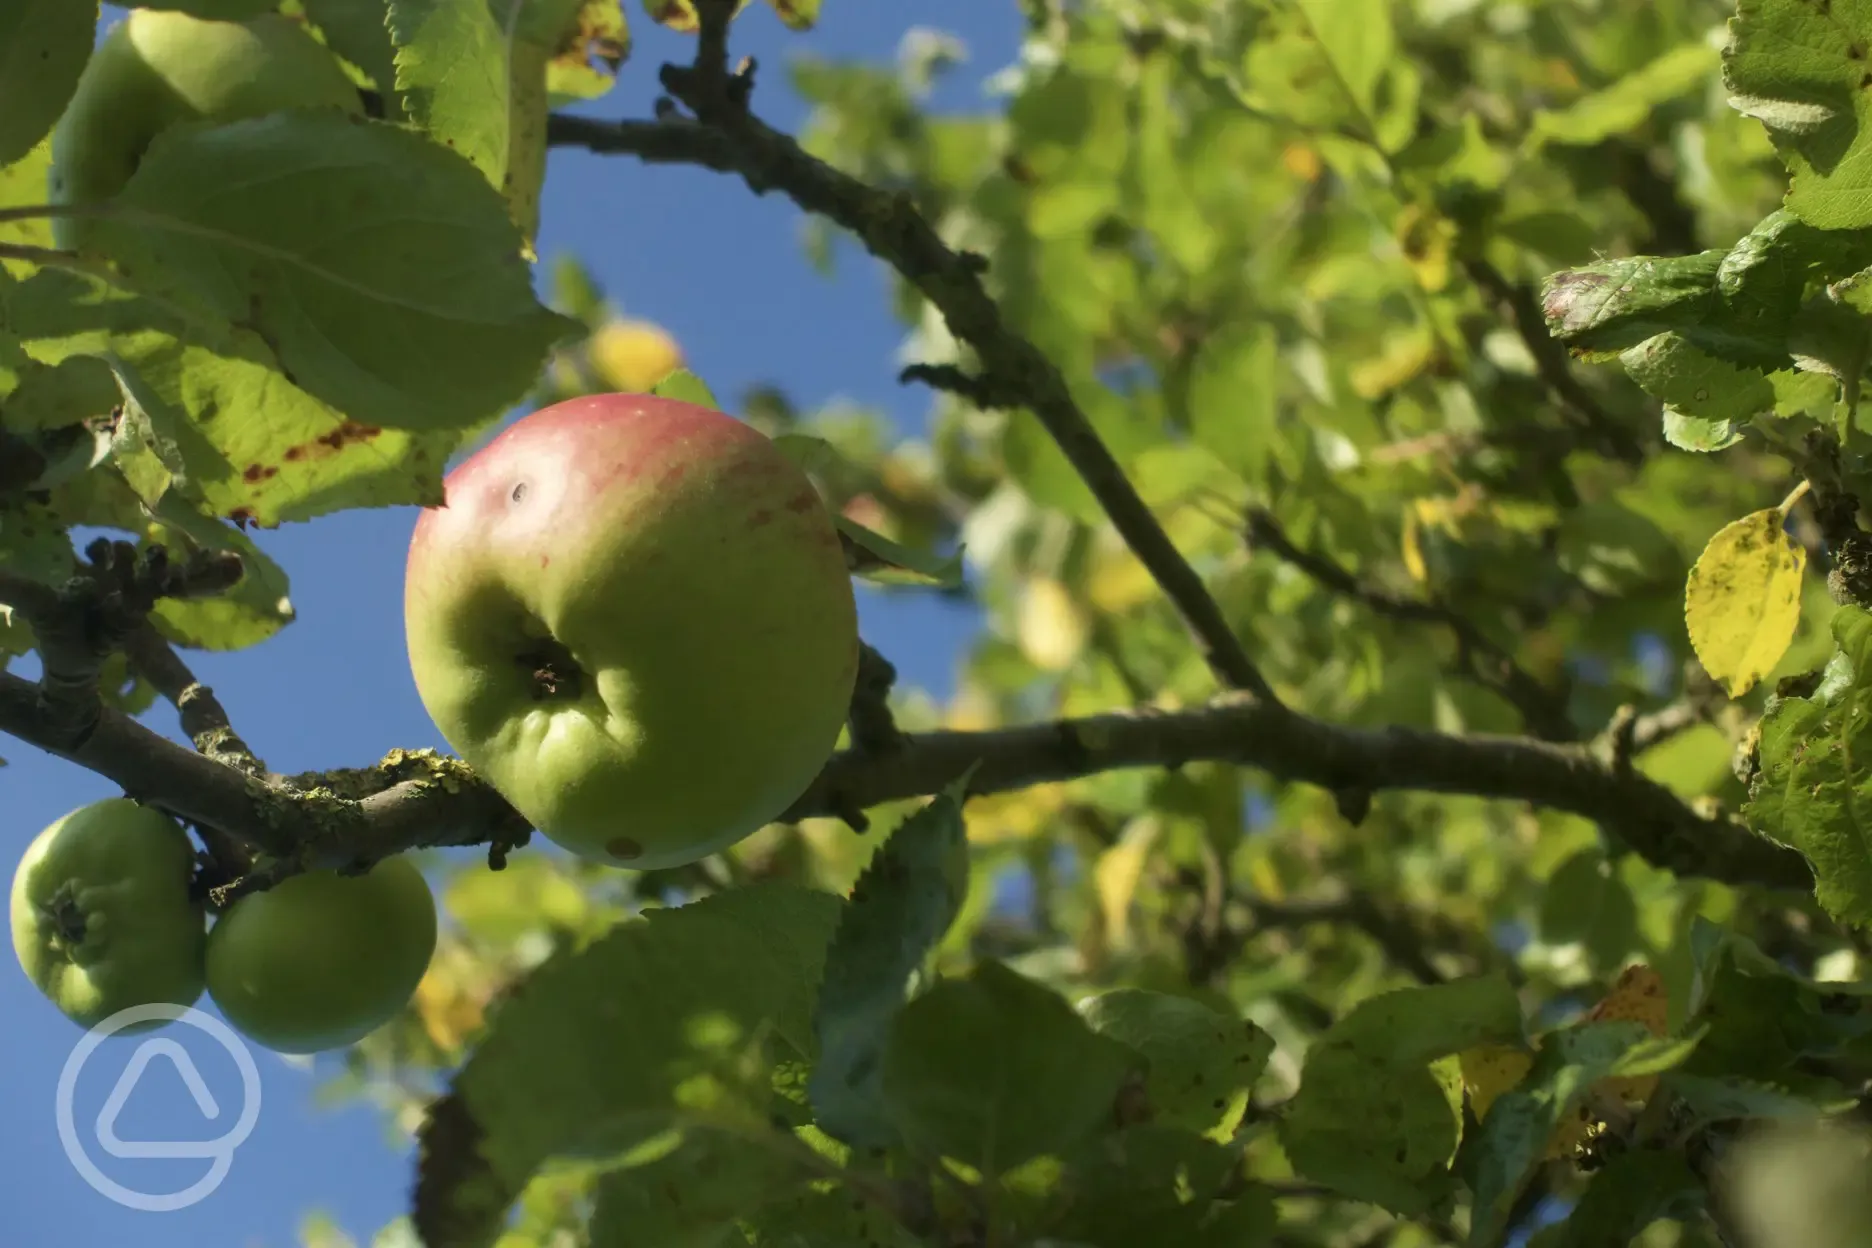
[48,8,362,251]
[205,854,437,1054]
[403,392,860,868]
[10,798,207,1031]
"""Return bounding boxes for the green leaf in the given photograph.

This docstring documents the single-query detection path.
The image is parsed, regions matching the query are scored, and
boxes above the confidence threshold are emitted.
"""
[1535,1148,1702,1248]
[880,959,1143,1176]
[1277,975,1525,1215]
[1527,43,1719,149]
[584,1119,822,1248]
[1661,1071,1847,1127]
[1293,0,1394,120]
[769,431,845,479]
[389,1,516,195]
[1,354,120,432]
[1677,920,1872,1079]
[146,493,297,650]
[0,1,97,167]
[1618,333,1776,423]
[0,138,57,267]
[89,110,580,433]
[1077,990,1273,1136]
[1725,0,1872,227]
[809,769,977,1150]
[649,366,719,408]
[1467,1022,1703,1246]
[412,883,842,1248]
[302,0,403,96]
[835,514,965,589]
[1745,605,1872,925]
[1662,409,1748,452]
[1184,319,1277,484]
[1046,1126,1280,1248]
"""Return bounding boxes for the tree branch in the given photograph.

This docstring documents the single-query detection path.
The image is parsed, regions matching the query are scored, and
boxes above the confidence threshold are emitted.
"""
[1244,506,1576,741]
[545,41,1277,703]
[847,640,905,755]
[1,660,1805,896]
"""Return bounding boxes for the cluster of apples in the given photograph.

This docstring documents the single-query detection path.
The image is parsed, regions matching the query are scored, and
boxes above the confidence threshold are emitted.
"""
[12,9,860,1045]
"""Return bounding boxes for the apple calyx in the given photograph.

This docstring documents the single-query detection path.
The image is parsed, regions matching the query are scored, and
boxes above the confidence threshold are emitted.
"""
[41,889,87,949]
[516,635,584,702]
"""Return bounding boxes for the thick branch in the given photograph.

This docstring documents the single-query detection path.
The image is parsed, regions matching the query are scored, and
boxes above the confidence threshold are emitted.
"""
[1,673,1808,895]
[546,63,1276,702]
[847,640,905,754]
[1244,507,1576,741]
[782,697,1811,893]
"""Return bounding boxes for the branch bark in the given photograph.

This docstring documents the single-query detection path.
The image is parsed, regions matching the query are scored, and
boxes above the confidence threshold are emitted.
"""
[0,664,1809,896]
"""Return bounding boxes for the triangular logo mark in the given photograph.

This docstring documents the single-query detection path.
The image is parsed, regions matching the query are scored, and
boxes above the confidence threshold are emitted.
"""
[94,1038,224,1160]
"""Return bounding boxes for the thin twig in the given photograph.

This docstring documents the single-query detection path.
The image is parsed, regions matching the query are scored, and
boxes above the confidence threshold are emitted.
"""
[1244,507,1575,740]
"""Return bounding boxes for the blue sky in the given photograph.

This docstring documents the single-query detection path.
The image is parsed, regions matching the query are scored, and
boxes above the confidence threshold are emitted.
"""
[4,7,1018,1244]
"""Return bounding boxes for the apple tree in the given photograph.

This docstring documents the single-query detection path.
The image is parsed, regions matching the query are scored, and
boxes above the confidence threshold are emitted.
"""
[4,1,1872,1246]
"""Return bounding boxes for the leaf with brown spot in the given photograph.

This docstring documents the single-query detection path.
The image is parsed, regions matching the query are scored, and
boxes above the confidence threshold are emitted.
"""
[111,334,457,526]
[763,0,818,30]
[643,0,753,33]
[542,0,630,100]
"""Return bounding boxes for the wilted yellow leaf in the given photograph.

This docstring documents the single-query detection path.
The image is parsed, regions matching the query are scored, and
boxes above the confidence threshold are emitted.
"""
[1018,577,1091,671]
[1401,506,1428,585]
[412,941,494,1054]
[1584,963,1670,1103]
[588,318,685,393]
[1087,547,1159,613]
[1460,1043,1534,1122]
[1094,819,1161,949]
[1685,508,1807,697]
[967,782,1068,844]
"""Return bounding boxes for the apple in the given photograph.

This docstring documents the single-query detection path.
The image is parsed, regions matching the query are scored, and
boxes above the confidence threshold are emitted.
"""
[587,318,686,393]
[403,392,860,868]
[10,798,207,1031]
[205,854,437,1053]
[48,8,362,251]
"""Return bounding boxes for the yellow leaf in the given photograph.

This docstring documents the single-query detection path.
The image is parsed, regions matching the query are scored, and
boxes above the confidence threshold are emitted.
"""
[1584,964,1670,1103]
[1018,577,1091,671]
[412,942,493,1054]
[1094,819,1161,949]
[1401,507,1428,585]
[1460,1043,1534,1123]
[1281,142,1323,181]
[588,318,686,393]
[1087,548,1159,613]
[1685,508,1807,697]
[966,782,1068,845]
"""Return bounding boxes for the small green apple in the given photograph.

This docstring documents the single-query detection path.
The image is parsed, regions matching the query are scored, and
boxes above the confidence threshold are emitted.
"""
[10,798,207,1031]
[48,8,362,251]
[205,854,437,1054]
[403,392,860,868]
